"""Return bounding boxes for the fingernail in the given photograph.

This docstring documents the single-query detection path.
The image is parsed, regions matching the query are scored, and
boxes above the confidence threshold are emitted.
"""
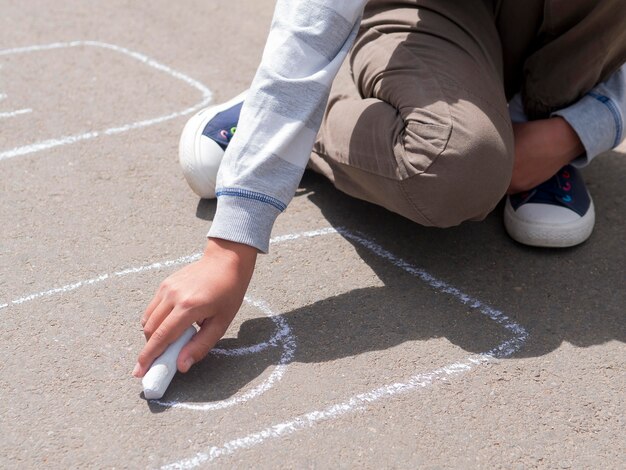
[132,363,141,377]
[182,357,194,372]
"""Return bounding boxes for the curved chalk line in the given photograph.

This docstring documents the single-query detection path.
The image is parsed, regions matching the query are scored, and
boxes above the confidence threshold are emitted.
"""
[161,228,529,469]
[211,309,291,358]
[0,229,335,412]
[0,40,213,161]
[0,228,336,312]
[0,229,335,359]
[1,224,529,462]
[154,296,297,411]
[0,228,332,412]
[337,229,527,350]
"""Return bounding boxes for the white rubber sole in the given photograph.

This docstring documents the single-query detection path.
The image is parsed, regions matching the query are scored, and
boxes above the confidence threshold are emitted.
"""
[178,91,247,198]
[504,197,595,248]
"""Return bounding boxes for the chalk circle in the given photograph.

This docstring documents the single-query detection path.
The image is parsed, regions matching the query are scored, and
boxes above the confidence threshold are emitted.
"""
[153,296,296,411]
[210,300,286,358]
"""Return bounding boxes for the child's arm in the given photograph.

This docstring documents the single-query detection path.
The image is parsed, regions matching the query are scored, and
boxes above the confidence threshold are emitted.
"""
[210,1,365,253]
[134,1,366,377]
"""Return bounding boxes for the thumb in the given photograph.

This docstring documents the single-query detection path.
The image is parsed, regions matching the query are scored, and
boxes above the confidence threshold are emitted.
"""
[177,317,225,373]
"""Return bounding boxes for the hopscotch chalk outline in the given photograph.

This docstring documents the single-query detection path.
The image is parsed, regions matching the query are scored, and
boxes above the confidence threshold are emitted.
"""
[0,229,334,411]
[1,227,529,468]
[0,41,213,161]
[154,295,297,412]
[162,228,529,469]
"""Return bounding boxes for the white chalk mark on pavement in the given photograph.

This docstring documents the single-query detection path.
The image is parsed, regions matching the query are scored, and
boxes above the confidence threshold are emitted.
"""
[1,254,201,308]
[154,296,297,411]
[161,228,529,469]
[0,41,212,161]
[0,108,32,119]
[0,228,339,311]
[0,229,335,364]
[1,227,529,468]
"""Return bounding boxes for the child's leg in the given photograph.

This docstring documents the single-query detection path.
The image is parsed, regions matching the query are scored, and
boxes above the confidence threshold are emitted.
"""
[310,0,514,228]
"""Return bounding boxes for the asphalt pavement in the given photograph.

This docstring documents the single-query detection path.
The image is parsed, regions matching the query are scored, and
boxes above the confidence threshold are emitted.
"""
[1,2,624,468]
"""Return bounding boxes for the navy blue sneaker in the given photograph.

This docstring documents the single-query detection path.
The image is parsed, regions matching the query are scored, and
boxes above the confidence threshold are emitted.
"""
[178,91,246,198]
[504,165,595,247]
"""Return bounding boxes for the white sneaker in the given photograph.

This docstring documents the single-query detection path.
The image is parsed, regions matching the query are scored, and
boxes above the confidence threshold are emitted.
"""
[178,91,247,198]
[504,165,595,247]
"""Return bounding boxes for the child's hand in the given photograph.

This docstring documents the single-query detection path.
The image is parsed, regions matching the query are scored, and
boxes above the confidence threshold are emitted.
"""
[508,118,583,194]
[132,238,258,377]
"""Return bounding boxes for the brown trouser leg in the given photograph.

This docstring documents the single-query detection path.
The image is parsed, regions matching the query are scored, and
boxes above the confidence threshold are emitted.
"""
[310,0,514,227]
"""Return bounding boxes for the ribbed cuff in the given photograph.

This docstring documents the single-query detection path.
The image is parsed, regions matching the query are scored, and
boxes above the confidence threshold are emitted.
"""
[207,195,281,254]
[553,94,621,167]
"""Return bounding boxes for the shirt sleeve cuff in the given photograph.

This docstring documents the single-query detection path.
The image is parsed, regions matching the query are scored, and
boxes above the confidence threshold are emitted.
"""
[207,195,281,254]
[552,93,622,167]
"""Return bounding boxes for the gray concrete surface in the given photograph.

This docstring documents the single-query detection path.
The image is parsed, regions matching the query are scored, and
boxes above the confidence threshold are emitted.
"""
[1,1,624,468]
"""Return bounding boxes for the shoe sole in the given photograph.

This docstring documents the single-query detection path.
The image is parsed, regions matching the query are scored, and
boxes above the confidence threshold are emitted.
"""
[504,197,595,248]
[178,91,247,198]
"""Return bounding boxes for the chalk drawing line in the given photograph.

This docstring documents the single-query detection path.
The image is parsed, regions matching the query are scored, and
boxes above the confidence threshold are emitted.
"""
[1,226,528,468]
[161,227,529,469]
[155,295,297,412]
[0,91,33,119]
[0,40,213,161]
[0,229,336,411]
[0,254,299,413]
[0,228,334,311]
[0,108,32,119]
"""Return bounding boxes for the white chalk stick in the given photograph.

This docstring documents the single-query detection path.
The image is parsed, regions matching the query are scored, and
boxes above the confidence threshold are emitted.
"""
[142,326,196,399]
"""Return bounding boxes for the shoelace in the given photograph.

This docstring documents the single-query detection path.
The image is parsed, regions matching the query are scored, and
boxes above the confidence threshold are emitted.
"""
[518,167,574,205]
[218,126,237,142]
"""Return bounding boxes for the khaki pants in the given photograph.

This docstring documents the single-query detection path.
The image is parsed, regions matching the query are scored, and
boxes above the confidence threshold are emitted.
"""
[309,0,626,227]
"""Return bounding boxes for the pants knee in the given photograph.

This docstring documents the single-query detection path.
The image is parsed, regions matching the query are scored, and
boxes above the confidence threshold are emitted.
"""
[401,116,514,228]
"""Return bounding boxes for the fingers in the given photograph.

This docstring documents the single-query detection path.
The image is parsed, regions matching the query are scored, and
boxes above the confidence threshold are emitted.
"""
[141,289,163,327]
[134,309,192,377]
[142,296,174,341]
[177,317,228,373]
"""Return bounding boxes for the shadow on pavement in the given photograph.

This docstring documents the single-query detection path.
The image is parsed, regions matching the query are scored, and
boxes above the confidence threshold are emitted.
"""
[163,152,624,407]
[295,154,625,359]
